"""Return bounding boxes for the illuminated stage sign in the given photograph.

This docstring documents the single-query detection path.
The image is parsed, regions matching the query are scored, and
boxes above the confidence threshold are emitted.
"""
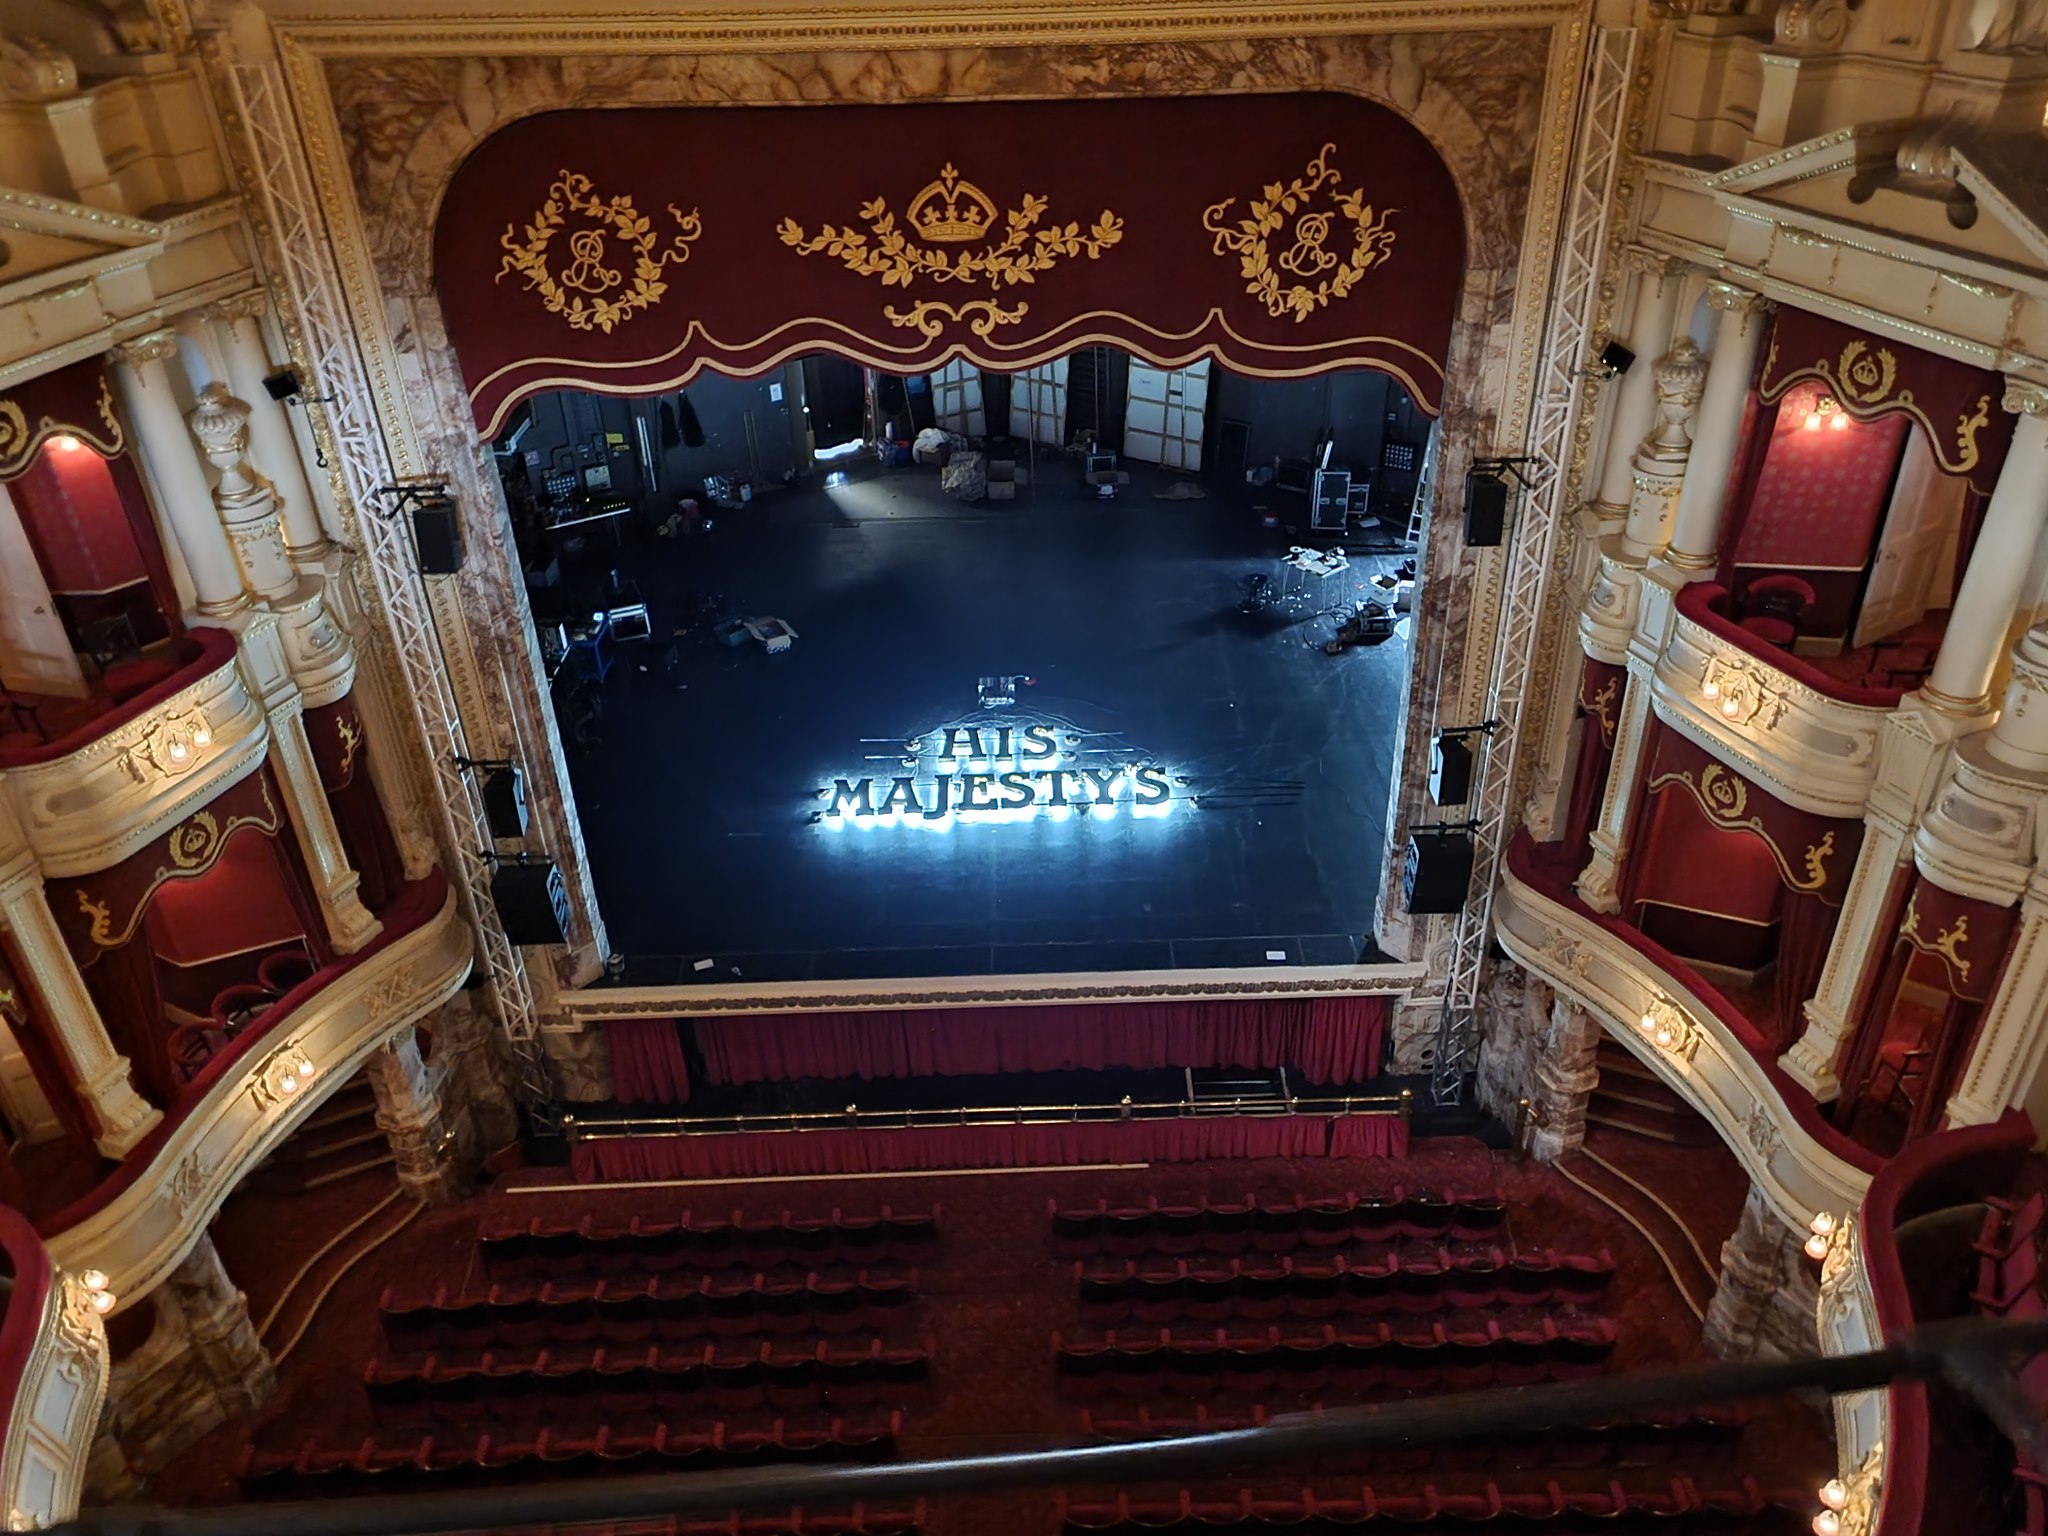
[817,722,1176,829]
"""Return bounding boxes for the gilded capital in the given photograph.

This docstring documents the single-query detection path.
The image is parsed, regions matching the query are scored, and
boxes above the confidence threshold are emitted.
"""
[1620,246,1689,282]
[111,329,181,368]
[2002,378,2048,418]
[1704,280,1767,315]
[210,290,272,325]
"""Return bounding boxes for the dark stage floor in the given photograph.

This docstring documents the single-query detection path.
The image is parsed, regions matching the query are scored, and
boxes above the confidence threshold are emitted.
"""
[549,454,1411,983]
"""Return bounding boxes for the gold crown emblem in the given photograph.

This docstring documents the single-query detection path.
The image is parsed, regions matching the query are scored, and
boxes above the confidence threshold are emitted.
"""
[907,164,998,243]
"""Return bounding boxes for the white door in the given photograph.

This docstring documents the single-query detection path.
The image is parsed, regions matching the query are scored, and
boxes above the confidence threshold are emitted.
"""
[1123,359,1210,472]
[1853,428,1965,647]
[930,361,985,439]
[1008,358,1069,447]
[0,482,86,699]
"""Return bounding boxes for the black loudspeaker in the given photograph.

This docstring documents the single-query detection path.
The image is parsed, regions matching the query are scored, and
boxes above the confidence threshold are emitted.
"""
[1430,735,1474,807]
[481,766,529,839]
[1404,830,1476,915]
[492,860,569,945]
[262,369,302,402]
[1599,340,1637,377]
[411,495,464,574]
[1463,472,1508,546]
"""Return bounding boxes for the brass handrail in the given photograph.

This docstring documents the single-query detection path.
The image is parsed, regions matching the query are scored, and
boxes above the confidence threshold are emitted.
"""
[569,1088,1413,1141]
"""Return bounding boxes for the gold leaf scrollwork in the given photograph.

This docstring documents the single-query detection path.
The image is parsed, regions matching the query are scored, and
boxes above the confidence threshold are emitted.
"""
[0,400,26,471]
[1586,677,1620,747]
[1201,144,1398,323]
[1834,339,1901,407]
[1955,393,1989,474]
[76,892,114,948]
[497,170,703,335]
[335,712,365,780]
[777,162,1123,333]
[1900,892,1971,984]
[1800,830,1836,893]
[1649,764,1837,894]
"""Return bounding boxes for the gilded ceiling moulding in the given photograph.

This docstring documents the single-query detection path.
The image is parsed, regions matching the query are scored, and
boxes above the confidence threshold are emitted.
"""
[273,0,1584,57]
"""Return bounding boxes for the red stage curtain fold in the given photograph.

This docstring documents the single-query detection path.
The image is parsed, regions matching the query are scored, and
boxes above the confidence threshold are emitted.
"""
[603,1018,691,1104]
[569,1113,1403,1182]
[1561,660,1625,868]
[1771,890,1840,1052]
[689,997,1386,1088]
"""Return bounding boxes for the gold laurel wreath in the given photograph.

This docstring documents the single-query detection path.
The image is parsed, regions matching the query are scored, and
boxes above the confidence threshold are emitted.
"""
[497,170,703,334]
[1202,143,1398,323]
[777,170,1122,330]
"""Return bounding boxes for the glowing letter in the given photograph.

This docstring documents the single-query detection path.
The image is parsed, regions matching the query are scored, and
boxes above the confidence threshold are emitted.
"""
[878,777,922,815]
[1133,765,1171,806]
[1083,767,1123,805]
[998,771,1036,810]
[827,779,873,817]
[924,776,954,819]
[1020,724,1058,761]
[960,773,995,813]
[940,728,977,762]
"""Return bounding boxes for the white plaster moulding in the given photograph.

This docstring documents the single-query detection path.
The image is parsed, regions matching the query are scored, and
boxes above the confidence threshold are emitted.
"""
[44,888,471,1305]
[1493,864,1872,1230]
[1649,617,1889,820]
[554,962,1432,1024]
[0,652,269,879]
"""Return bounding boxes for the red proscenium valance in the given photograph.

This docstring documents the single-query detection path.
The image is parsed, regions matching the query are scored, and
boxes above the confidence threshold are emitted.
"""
[1758,308,2014,493]
[434,95,1466,434]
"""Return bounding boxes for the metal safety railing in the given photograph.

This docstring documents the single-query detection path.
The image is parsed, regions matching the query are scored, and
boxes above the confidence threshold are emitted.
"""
[52,1317,2048,1536]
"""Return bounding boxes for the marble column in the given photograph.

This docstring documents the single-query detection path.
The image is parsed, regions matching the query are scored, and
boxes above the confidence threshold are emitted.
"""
[360,1025,470,1202]
[1593,259,1687,524]
[1619,339,1707,561]
[1665,283,1772,573]
[266,698,381,955]
[0,865,159,1157]
[207,293,330,559]
[1703,1185,1820,1360]
[1921,384,2048,716]
[102,1234,275,1476]
[108,333,248,618]
[1528,995,1604,1162]
[1575,662,1656,913]
[1780,816,1914,1100]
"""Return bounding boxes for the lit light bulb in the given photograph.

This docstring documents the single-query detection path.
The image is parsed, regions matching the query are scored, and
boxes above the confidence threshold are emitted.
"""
[1638,1011,1658,1035]
[1803,412,1823,432]
[50,434,82,454]
[299,1055,317,1079]
[79,1269,108,1292]
[278,1072,297,1094]
[1654,1024,1675,1049]
[1721,696,1742,718]
[1814,1510,1841,1536]
[1830,412,1849,431]
[88,1290,117,1315]
[1810,1211,1837,1237]
[1804,1231,1832,1261]
[193,724,212,747]
[1820,1480,1848,1511]
[1700,678,1720,700]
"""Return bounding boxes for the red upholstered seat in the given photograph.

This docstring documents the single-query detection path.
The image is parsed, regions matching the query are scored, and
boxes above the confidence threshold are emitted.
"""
[101,655,175,702]
[1738,613,1798,649]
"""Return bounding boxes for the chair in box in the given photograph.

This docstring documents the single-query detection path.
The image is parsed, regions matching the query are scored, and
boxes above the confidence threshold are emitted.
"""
[757,1278,812,1335]
[1184,1266,1239,1324]
[706,1278,764,1339]
[1203,1197,1256,1255]
[1396,1194,1454,1241]
[737,1211,789,1269]
[1275,1328,1335,1393]
[881,1204,940,1252]
[810,1277,865,1334]
[682,1216,742,1270]
[1739,572,1816,650]
[1287,1267,1343,1321]
[822,1341,882,1408]
[1102,1205,1153,1258]
[1051,1200,1105,1256]
[1236,1264,1292,1322]
[1301,1196,1357,1248]
[1331,1329,1387,1394]
[1131,1267,1186,1326]
[1251,1202,1301,1255]
[786,1213,836,1266]
[766,1344,824,1411]
[530,1222,586,1277]
[835,1210,889,1265]
[708,1349,768,1413]
[1447,1198,1507,1241]
[862,1272,918,1325]
[1150,1200,1206,1256]
[1552,1249,1617,1306]
[875,1345,929,1405]
[1351,1197,1400,1244]
[1500,1254,1557,1308]
[1443,1252,1506,1309]
[1341,1263,1394,1317]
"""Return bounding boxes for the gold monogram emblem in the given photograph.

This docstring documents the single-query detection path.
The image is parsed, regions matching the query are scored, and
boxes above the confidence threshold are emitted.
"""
[777,163,1123,336]
[497,171,703,334]
[1202,144,1397,322]
[1834,339,1899,406]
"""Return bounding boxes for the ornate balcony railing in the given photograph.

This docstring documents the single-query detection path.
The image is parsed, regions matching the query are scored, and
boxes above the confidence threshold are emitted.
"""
[0,1207,107,1532]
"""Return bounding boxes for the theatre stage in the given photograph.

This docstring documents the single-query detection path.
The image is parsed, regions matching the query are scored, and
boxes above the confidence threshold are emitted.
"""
[564,458,1409,984]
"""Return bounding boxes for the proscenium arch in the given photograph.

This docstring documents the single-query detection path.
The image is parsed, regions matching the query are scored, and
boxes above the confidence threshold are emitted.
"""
[429,93,1468,431]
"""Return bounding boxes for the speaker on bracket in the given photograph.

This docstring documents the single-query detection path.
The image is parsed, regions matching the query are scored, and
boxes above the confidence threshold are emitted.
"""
[481,766,529,840]
[1598,340,1637,377]
[492,859,569,946]
[1430,734,1475,807]
[1463,469,1508,547]
[411,493,464,575]
[1403,827,1475,915]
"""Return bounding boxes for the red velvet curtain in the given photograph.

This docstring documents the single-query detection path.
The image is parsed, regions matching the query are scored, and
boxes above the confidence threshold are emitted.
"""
[569,1113,1407,1182]
[1561,660,1625,869]
[304,696,405,912]
[604,1018,692,1104]
[690,997,1386,1088]
[1772,890,1839,1052]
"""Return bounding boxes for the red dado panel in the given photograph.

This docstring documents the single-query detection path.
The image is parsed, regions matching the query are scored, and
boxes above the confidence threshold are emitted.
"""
[433,94,1466,433]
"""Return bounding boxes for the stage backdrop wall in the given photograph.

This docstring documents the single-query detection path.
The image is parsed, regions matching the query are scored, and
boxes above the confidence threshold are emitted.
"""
[434,94,1465,433]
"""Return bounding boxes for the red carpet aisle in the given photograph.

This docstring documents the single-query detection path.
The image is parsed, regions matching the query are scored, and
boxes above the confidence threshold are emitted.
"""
[148,1137,1831,1534]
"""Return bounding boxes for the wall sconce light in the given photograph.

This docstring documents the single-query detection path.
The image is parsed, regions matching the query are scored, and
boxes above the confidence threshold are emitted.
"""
[78,1268,116,1314]
[1802,393,1851,433]
[1700,677,1720,700]
[1635,1001,1700,1063]
[1818,1480,1848,1512]
[49,433,83,454]
[1803,1210,1839,1261]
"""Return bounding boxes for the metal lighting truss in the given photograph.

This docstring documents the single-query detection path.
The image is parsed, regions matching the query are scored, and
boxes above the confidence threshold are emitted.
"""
[211,46,550,1107]
[1431,26,1638,1106]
